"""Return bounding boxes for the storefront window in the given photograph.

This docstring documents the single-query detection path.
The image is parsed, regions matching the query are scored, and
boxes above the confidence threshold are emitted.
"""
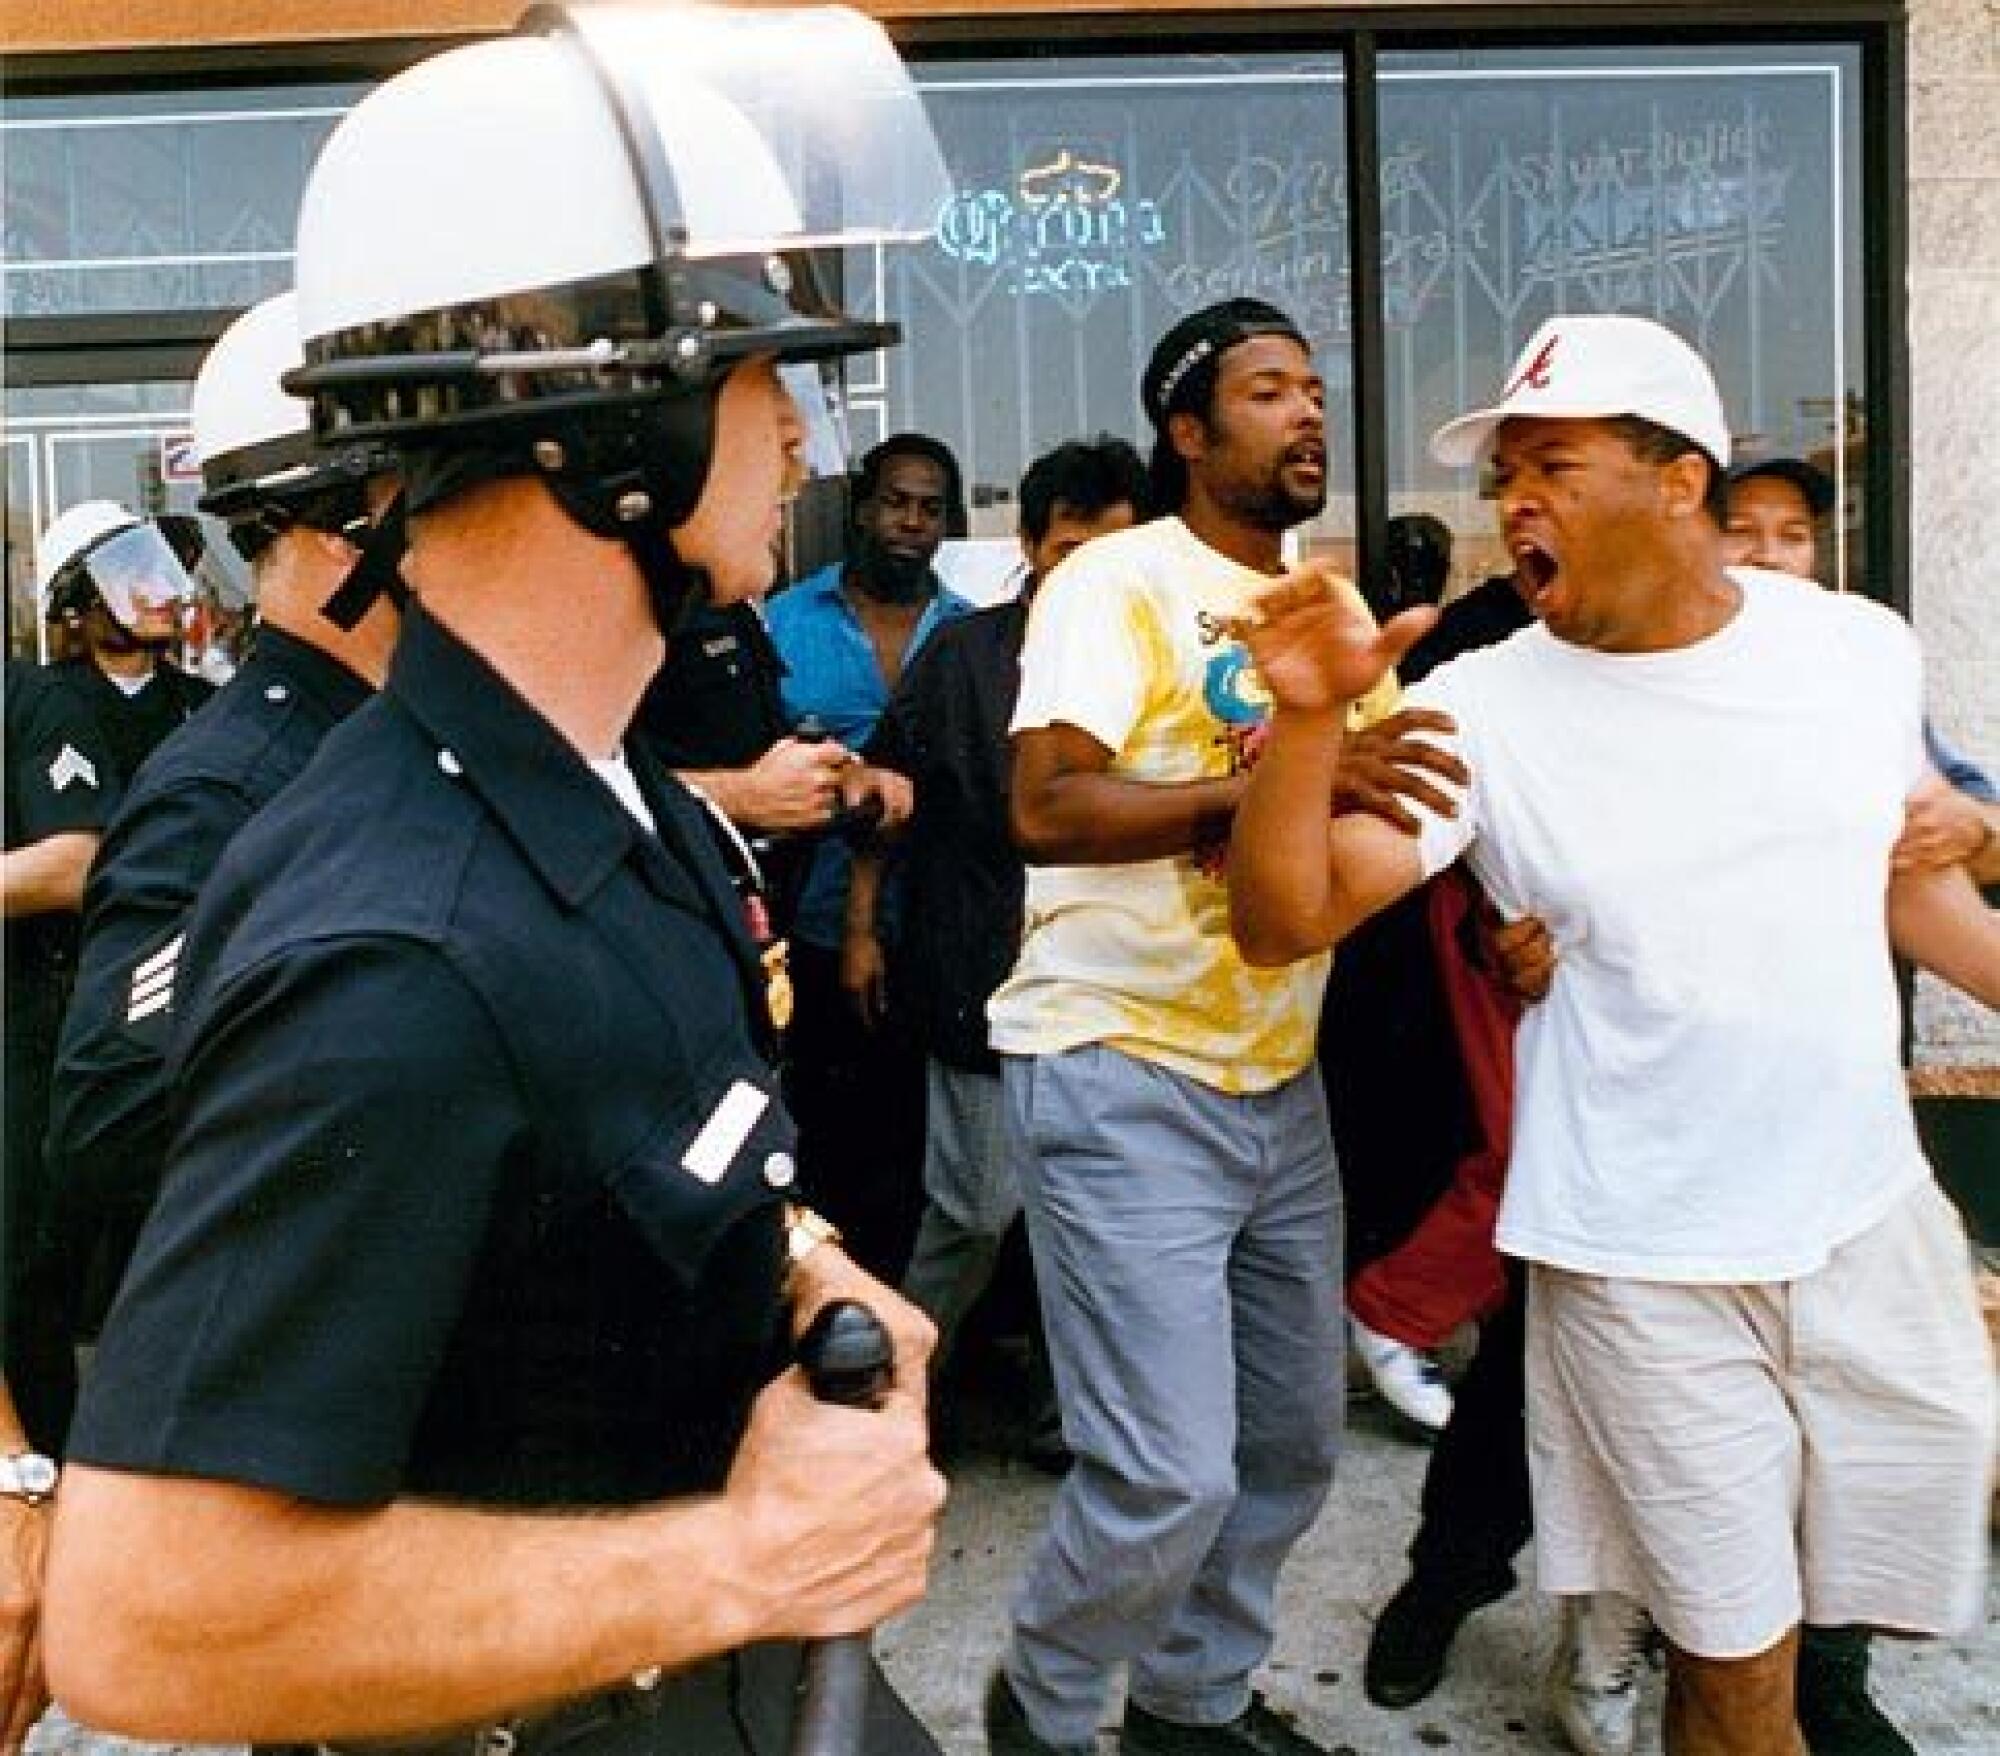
[1379,45,1865,596]
[2,33,1882,620]
[3,85,361,317]
[877,53,1353,576]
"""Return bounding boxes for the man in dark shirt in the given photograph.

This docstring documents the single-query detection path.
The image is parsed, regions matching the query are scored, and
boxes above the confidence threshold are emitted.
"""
[41,292,402,1433]
[633,594,871,936]
[638,598,791,778]
[849,438,1148,1392]
[36,501,213,791]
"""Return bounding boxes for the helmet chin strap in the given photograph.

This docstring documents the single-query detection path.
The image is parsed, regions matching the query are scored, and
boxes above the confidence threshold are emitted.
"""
[531,397,721,637]
[635,526,713,640]
[321,493,411,632]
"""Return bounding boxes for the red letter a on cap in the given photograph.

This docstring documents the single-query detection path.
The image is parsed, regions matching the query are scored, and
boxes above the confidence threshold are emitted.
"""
[1506,334,1560,397]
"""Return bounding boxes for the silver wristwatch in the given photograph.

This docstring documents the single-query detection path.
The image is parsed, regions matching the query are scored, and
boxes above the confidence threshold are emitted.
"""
[0,1451,59,1505]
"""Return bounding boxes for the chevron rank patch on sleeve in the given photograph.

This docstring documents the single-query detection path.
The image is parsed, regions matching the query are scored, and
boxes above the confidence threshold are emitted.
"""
[49,742,99,793]
[127,932,186,1025]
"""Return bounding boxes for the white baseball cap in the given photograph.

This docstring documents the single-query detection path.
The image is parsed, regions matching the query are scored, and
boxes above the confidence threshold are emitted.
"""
[1430,314,1731,470]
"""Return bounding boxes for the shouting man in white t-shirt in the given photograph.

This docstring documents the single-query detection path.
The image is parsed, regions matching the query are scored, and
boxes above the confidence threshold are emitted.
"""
[1226,314,1999,1756]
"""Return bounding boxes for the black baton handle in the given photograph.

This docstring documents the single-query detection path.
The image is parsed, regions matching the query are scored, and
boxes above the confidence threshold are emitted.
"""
[790,1300,895,1756]
[791,716,884,844]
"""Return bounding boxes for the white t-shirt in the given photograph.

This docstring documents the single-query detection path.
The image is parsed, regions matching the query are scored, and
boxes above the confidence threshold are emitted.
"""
[988,516,1397,1094]
[1407,566,1930,1282]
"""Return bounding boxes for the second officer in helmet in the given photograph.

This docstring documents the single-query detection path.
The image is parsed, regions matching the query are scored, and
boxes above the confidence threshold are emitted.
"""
[47,7,949,1751]
[37,290,402,1451]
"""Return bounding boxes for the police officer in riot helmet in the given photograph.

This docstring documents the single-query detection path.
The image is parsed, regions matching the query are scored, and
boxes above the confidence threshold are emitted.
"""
[3,658,116,1465]
[37,292,405,1450]
[37,501,216,791]
[47,8,947,1751]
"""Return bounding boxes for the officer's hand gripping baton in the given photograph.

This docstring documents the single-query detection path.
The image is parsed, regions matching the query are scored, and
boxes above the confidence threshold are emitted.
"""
[789,1299,895,1756]
[792,715,886,843]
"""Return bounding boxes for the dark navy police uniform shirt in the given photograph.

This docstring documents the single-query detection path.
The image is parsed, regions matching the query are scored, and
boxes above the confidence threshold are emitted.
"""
[5,659,118,1425]
[46,626,376,1327]
[70,605,798,1510]
[632,596,814,929]
[49,655,213,794]
[4,659,118,1004]
[634,598,790,774]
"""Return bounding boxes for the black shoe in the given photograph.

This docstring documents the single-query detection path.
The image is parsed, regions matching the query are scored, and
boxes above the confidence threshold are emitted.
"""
[1362,1568,1514,1709]
[1796,1627,1915,1756]
[1121,1694,1328,1756]
[985,1670,1094,1756]
[1022,1397,1073,1476]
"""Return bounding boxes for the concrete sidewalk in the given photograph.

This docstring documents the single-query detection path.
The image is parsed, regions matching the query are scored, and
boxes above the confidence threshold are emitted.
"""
[27,1394,1995,1756]
[878,1395,1997,1756]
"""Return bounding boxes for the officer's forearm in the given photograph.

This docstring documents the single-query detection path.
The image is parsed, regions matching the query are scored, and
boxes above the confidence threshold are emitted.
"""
[45,1466,773,1742]
[0,833,98,918]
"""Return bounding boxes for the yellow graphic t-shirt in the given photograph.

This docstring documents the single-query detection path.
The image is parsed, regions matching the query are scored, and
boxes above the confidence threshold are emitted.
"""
[987,516,1398,1094]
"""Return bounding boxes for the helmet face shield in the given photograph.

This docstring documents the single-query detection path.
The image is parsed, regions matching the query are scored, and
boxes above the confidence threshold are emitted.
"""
[55,522,196,633]
[547,2,951,256]
[780,361,854,486]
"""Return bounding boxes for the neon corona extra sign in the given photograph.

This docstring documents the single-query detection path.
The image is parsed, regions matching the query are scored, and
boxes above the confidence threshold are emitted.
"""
[936,145,1168,296]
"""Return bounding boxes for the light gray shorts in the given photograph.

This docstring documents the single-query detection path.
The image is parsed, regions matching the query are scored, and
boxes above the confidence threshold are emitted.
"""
[1526,1179,1996,1658]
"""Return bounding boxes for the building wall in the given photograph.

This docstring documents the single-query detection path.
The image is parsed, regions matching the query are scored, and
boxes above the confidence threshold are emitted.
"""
[0,0,1484,51]
[1909,0,1999,1069]
[8,0,1992,1062]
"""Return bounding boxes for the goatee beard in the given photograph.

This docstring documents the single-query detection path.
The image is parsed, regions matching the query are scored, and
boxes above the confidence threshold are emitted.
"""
[856,555,932,604]
[1230,477,1324,534]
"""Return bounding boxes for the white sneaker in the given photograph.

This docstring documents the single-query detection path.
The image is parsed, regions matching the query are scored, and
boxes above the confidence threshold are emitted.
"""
[1350,1314,1453,1431]
[1546,1592,1649,1756]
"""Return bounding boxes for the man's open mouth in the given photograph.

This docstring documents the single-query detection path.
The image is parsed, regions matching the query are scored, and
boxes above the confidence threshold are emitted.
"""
[1511,537,1559,610]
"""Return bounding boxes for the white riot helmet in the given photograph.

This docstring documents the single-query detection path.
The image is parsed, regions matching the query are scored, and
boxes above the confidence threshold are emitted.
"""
[286,2,950,621]
[194,293,389,556]
[37,499,197,636]
[193,292,403,627]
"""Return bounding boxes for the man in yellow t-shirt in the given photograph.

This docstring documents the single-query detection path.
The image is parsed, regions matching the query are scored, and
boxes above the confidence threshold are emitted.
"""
[983,300,1450,1756]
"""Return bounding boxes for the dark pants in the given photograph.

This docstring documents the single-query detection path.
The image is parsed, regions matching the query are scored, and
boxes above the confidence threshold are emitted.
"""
[1347,873,1518,1348]
[1319,885,1478,1276]
[3,985,78,1450]
[782,943,928,1283]
[1407,1265,1533,1596]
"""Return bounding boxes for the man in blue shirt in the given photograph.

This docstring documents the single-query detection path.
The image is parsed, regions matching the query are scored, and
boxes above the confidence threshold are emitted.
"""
[767,433,973,1277]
